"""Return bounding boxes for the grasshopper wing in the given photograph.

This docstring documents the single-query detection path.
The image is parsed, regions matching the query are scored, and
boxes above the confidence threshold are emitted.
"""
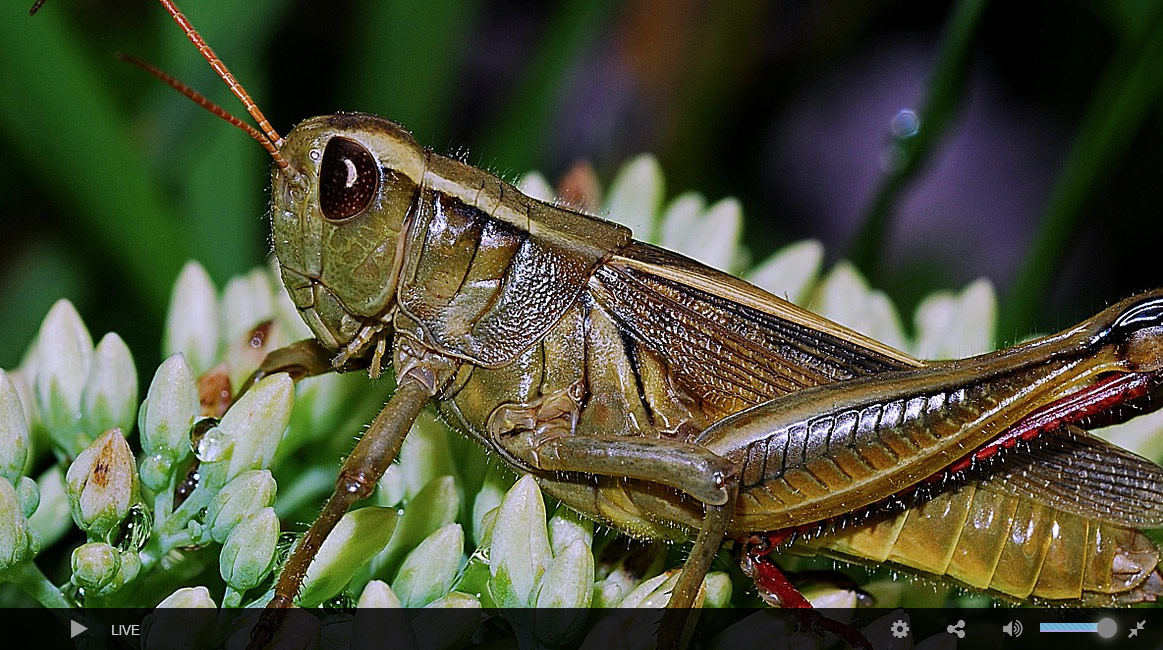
[590,242,918,420]
[979,426,1163,528]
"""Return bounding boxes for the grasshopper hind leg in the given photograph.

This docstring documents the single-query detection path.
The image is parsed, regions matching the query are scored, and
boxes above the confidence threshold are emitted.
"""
[740,531,812,608]
[739,532,873,650]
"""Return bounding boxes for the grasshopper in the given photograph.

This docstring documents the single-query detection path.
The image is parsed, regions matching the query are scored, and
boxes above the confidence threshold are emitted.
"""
[102,0,1163,647]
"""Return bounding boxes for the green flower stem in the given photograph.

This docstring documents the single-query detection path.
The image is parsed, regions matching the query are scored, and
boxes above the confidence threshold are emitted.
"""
[152,481,175,530]
[847,0,991,279]
[222,587,244,609]
[138,485,217,573]
[1002,7,1163,339]
[5,561,73,610]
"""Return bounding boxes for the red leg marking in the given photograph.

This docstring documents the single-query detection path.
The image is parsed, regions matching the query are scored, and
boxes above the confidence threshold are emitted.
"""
[741,534,812,608]
[741,536,872,649]
[750,555,813,608]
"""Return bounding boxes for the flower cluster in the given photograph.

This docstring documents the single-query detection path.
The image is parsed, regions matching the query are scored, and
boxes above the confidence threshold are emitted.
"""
[0,155,1159,648]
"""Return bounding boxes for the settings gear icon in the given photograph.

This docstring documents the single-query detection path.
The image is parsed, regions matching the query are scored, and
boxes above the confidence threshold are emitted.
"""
[891,620,910,638]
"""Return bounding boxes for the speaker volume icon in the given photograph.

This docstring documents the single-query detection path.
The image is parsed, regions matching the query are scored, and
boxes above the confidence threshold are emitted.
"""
[1003,621,1024,637]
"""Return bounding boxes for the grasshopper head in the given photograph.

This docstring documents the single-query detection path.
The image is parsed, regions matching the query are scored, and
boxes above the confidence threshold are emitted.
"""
[1105,292,1163,373]
[270,113,425,352]
[129,4,425,357]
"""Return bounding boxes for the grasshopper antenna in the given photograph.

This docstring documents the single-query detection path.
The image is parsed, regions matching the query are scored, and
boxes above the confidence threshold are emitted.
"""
[30,0,289,171]
[117,52,288,171]
[133,0,291,172]
[156,1,283,147]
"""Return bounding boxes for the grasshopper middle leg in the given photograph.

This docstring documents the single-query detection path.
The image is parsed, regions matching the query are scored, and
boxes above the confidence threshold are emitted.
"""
[496,432,739,649]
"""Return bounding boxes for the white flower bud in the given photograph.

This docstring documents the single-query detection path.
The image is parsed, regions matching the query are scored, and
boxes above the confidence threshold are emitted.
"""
[27,466,69,548]
[145,587,219,650]
[34,300,93,454]
[204,470,276,544]
[604,155,664,241]
[534,539,594,608]
[14,476,38,519]
[661,195,742,272]
[199,374,293,491]
[912,279,996,360]
[163,262,220,375]
[66,429,139,538]
[220,270,274,349]
[804,584,859,609]
[377,475,458,578]
[704,571,732,608]
[592,579,624,608]
[299,507,397,607]
[548,505,593,556]
[157,585,217,608]
[357,580,401,608]
[0,370,31,485]
[810,263,906,350]
[488,475,551,607]
[139,354,199,483]
[0,477,38,571]
[82,333,138,437]
[219,507,279,592]
[392,523,463,607]
[470,465,509,547]
[220,270,277,389]
[621,570,687,608]
[352,582,412,650]
[517,171,555,202]
[71,541,120,590]
[745,240,825,305]
[532,540,594,646]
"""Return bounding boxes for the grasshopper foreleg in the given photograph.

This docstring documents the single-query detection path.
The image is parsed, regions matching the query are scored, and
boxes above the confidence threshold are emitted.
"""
[247,338,457,650]
[236,338,358,397]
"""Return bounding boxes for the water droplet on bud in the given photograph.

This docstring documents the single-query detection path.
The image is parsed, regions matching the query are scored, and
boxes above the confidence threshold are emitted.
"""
[195,426,232,462]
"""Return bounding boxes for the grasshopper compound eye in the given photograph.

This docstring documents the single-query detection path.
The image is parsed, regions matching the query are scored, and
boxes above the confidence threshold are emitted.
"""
[1111,296,1163,339]
[1105,295,1163,372]
[319,137,379,221]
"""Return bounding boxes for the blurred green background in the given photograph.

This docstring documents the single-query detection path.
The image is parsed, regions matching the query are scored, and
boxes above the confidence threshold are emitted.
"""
[1,0,1163,376]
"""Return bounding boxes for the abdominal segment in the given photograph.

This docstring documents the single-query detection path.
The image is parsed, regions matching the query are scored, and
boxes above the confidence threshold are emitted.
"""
[791,479,1163,604]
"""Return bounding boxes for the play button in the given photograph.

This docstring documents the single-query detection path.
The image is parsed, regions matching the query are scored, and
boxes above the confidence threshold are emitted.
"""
[70,620,87,639]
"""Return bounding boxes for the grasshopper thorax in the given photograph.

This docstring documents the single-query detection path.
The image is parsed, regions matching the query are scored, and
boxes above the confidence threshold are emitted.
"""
[271,113,426,353]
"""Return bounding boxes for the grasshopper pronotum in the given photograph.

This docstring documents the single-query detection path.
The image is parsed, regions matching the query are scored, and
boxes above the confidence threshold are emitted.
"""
[41,1,1163,647]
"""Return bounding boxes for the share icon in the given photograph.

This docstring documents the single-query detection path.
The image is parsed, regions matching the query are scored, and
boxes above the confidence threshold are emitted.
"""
[1128,621,1146,639]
